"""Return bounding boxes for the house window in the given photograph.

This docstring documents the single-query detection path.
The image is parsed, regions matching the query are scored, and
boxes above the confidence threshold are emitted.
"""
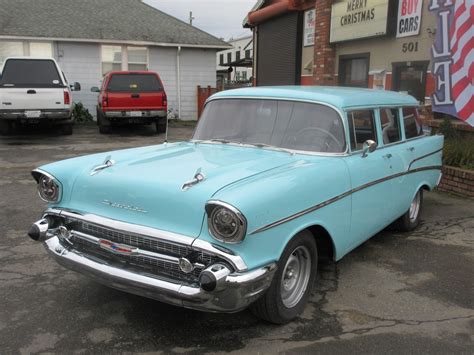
[227,52,232,64]
[101,45,148,75]
[102,45,122,75]
[0,41,52,67]
[241,71,247,80]
[245,49,251,59]
[236,51,241,61]
[219,54,224,65]
[29,42,53,57]
[127,46,147,71]
[339,54,370,88]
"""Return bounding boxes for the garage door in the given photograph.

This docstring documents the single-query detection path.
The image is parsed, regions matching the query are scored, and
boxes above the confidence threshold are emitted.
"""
[257,12,302,86]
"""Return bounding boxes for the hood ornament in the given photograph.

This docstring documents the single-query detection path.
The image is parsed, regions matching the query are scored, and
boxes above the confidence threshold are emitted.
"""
[90,155,115,176]
[182,168,206,191]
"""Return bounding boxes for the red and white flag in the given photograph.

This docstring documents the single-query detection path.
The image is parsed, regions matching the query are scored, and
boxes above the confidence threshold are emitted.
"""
[450,0,473,125]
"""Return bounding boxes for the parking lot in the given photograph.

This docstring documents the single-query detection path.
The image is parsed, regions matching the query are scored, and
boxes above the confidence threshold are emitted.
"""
[0,124,473,354]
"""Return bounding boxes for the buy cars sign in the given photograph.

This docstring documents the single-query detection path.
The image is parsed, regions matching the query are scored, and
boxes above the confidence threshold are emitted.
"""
[396,0,423,38]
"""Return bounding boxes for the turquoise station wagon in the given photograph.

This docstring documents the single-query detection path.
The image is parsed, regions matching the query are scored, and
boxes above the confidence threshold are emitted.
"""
[28,87,443,324]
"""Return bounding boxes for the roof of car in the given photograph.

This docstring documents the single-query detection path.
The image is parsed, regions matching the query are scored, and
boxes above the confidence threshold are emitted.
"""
[211,86,419,109]
[0,0,230,49]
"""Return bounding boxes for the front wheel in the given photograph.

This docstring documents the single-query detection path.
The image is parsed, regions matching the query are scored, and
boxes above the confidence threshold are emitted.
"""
[396,189,423,232]
[250,230,317,324]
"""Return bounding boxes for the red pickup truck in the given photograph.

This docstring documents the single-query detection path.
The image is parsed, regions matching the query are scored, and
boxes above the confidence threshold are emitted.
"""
[92,71,167,134]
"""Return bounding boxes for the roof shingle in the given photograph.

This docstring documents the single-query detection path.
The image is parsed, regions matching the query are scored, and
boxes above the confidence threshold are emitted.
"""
[0,0,230,48]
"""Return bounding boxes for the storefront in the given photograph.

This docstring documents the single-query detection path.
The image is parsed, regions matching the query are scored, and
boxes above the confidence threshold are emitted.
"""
[246,0,437,103]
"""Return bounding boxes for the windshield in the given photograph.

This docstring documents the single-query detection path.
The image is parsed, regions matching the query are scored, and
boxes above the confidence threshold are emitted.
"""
[107,74,163,93]
[0,59,62,88]
[193,99,346,153]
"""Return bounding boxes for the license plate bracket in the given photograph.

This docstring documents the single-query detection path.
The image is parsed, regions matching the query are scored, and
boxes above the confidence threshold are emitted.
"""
[130,111,142,117]
[25,110,42,118]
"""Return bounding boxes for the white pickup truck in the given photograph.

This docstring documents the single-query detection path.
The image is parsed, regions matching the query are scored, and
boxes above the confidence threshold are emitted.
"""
[0,57,81,135]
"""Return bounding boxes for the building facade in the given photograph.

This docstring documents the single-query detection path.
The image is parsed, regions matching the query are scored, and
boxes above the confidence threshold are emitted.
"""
[246,0,436,103]
[216,35,253,85]
[0,0,229,120]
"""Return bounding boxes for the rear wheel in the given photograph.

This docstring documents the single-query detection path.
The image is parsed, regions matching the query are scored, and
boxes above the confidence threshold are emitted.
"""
[0,120,15,135]
[60,123,73,135]
[156,118,167,134]
[250,230,317,324]
[97,110,111,134]
[396,189,423,232]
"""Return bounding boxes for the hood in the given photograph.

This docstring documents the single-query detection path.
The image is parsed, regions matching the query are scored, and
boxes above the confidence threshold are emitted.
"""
[53,142,296,237]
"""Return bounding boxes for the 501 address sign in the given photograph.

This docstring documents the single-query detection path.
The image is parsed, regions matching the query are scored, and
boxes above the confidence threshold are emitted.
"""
[402,42,419,53]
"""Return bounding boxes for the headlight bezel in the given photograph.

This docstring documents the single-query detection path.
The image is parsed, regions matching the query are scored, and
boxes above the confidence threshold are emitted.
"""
[32,169,62,203]
[205,200,247,244]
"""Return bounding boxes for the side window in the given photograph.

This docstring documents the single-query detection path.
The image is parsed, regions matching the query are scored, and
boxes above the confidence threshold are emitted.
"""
[348,110,377,151]
[403,107,423,139]
[380,108,401,144]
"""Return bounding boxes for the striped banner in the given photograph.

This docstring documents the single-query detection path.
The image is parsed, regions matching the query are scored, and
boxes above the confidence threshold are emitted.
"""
[430,0,473,126]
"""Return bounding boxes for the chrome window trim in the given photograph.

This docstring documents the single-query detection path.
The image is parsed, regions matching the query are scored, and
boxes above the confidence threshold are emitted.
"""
[195,96,350,157]
[32,168,62,203]
[43,208,248,272]
[205,200,248,244]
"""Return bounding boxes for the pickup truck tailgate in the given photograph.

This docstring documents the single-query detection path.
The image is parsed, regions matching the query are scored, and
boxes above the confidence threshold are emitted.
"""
[1,88,66,110]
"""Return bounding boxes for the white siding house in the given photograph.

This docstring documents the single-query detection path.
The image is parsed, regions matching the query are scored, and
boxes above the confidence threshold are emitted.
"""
[217,35,253,83]
[0,0,230,120]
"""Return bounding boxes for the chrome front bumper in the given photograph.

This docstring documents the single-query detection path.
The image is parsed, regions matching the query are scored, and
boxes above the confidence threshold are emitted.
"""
[104,110,166,118]
[32,209,276,313]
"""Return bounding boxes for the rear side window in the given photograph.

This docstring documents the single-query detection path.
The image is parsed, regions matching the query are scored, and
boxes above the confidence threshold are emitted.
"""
[348,110,377,151]
[0,59,62,88]
[107,74,162,93]
[403,107,423,139]
[380,108,401,144]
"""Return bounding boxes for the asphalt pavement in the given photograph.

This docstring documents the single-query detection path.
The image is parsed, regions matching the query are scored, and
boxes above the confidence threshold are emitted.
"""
[0,124,473,354]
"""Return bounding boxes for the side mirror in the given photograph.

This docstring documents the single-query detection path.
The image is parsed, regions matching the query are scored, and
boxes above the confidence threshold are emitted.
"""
[362,140,377,158]
[70,82,81,91]
[90,86,100,93]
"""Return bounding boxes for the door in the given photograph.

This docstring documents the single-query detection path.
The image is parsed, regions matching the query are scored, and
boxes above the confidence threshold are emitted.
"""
[256,12,302,86]
[344,109,395,247]
[392,61,429,103]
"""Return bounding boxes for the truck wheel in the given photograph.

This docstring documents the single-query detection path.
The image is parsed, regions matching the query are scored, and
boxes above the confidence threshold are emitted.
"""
[250,230,318,324]
[396,189,423,232]
[60,124,73,135]
[0,121,14,135]
[97,111,111,134]
[155,118,167,134]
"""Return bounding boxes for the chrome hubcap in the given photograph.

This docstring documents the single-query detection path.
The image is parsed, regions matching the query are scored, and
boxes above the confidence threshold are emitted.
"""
[409,191,421,223]
[280,245,311,308]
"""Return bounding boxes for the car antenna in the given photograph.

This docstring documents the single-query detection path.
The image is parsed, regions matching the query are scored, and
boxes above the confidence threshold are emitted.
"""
[164,114,169,144]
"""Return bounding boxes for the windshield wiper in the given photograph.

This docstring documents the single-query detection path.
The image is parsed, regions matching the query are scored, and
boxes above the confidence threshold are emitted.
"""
[246,143,294,155]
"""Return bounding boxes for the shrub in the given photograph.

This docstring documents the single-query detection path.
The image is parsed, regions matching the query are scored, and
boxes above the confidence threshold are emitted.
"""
[443,139,474,170]
[72,102,93,123]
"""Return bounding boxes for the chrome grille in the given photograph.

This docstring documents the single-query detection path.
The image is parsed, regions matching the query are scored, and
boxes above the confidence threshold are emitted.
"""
[62,217,218,283]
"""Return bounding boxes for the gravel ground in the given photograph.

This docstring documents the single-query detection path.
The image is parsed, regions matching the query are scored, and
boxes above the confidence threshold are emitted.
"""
[0,124,473,354]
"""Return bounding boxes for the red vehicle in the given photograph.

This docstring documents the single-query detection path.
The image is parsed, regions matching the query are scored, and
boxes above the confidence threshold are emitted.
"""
[91,71,167,134]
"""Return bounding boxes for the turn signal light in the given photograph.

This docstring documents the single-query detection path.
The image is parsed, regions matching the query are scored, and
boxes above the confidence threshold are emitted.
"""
[63,90,71,105]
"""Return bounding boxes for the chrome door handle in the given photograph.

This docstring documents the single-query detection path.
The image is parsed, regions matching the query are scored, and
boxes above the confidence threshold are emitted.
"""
[407,147,415,152]
[383,153,392,159]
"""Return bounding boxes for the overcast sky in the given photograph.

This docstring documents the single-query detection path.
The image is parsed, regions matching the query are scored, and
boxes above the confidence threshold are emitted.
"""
[144,0,256,40]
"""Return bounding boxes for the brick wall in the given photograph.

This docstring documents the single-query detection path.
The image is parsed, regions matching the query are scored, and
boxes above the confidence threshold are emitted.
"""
[313,0,336,85]
[438,166,474,198]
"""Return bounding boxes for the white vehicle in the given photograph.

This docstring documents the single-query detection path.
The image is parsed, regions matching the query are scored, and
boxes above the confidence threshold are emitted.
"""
[0,57,81,135]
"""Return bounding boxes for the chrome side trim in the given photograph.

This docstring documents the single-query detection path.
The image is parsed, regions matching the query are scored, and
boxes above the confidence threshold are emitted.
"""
[408,148,443,170]
[250,165,442,235]
[43,208,249,272]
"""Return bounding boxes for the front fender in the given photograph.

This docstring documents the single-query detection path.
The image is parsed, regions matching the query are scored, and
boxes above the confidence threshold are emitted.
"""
[200,156,352,270]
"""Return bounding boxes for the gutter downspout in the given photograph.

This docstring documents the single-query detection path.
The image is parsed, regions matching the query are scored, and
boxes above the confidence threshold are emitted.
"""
[177,46,182,119]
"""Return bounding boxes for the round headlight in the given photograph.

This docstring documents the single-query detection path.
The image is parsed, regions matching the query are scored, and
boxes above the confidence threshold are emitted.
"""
[206,202,247,244]
[37,174,60,202]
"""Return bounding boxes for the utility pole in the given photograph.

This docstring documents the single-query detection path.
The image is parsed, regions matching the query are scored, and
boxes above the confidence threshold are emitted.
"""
[189,11,195,26]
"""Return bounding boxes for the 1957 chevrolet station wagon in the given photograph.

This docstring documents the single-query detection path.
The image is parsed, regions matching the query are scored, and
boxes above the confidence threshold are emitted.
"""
[28,87,443,324]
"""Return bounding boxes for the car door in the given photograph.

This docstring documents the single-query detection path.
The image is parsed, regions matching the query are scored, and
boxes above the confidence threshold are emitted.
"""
[344,109,395,248]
